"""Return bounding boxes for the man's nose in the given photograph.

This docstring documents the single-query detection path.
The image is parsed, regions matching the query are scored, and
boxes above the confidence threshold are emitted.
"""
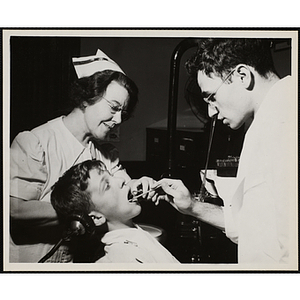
[112,111,122,124]
[208,104,218,118]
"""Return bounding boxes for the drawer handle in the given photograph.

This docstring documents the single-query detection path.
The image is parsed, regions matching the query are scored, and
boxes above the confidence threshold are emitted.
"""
[182,138,194,142]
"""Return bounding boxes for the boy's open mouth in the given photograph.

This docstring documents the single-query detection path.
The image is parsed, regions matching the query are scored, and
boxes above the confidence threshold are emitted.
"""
[127,190,138,203]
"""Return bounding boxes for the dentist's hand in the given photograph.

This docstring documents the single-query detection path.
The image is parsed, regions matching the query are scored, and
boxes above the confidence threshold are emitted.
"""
[153,178,225,231]
[154,178,195,214]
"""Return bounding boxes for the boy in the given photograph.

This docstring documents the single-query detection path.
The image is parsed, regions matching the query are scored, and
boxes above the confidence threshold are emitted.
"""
[51,160,179,263]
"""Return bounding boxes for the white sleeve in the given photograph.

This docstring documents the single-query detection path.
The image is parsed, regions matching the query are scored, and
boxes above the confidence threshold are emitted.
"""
[216,177,245,244]
[10,132,48,200]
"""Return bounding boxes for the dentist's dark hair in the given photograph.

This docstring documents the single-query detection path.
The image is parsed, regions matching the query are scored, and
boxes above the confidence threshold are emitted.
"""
[186,38,277,79]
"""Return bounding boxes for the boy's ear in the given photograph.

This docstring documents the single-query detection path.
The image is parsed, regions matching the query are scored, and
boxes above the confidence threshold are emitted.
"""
[89,211,106,227]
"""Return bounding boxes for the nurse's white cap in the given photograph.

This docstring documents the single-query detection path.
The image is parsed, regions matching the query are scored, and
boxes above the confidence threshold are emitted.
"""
[72,49,125,79]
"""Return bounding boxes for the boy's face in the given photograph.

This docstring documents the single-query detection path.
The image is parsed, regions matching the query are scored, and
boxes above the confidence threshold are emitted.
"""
[86,168,141,225]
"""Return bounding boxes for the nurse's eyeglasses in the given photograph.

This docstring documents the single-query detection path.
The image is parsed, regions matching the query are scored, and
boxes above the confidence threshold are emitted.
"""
[203,68,236,103]
[103,97,129,121]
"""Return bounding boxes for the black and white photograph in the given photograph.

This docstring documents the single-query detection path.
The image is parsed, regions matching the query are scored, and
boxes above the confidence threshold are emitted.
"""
[2,28,298,272]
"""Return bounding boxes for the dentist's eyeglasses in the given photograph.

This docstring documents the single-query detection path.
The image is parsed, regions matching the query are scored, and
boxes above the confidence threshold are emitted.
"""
[203,68,236,104]
[103,97,129,121]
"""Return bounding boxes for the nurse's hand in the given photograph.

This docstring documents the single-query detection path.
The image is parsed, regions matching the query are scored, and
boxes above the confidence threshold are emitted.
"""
[154,178,195,214]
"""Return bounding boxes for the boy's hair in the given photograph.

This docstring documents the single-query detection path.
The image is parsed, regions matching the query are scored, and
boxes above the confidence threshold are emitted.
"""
[51,160,107,224]
[186,38,277,79]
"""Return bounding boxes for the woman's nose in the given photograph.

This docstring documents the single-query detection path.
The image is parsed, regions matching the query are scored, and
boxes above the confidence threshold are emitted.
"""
[208,104,218,118]
[112,111,122,124]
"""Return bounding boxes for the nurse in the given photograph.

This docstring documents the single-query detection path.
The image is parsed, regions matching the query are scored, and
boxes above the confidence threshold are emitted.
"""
[10,49,156,263]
